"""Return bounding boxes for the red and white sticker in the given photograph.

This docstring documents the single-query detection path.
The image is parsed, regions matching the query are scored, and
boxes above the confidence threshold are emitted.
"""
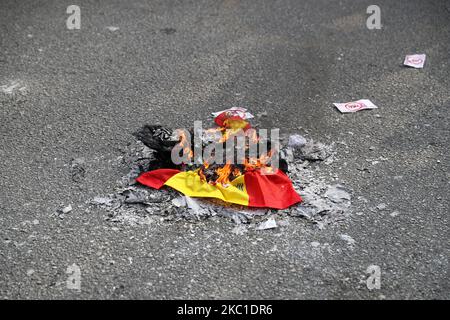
[404,54,426,69]
[211,107,254,120]
[333,99,378,113]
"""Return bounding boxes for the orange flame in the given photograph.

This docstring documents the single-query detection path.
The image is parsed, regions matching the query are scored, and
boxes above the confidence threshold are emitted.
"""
[215,163,232,186]
[178,130,193,160]
[175,119,276,185]
[243,149,273,172]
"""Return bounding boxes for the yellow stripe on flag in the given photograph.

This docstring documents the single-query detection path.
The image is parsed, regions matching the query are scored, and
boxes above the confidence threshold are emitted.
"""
[164,170,249,206]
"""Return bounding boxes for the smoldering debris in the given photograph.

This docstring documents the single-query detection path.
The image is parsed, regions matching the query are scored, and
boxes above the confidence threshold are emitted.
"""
[90,132,353,230]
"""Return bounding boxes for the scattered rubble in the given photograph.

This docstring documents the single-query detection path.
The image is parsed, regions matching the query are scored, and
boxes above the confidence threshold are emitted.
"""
[311,241,320,248]
[295,140,333,161]
[171,196,186,207]
[231,225,248,235]
[339,234,356,246]
[122,188,150,204]
[90,132,353,230]
[390,210,400,217]
[55,204,73,219]
[185,196,202,215]
[256,218,278,230]
[1,80,26,95]
[92,196,114,206]
[57,204,72,216]
[325,185,351,203]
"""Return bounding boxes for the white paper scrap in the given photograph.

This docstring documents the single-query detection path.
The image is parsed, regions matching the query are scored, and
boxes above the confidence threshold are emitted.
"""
[256,217,278,230]
[333,99,378,113]
[171,196,186,207]
[404,54,426,69]
[211,107,254,120]
[185,196,202,214]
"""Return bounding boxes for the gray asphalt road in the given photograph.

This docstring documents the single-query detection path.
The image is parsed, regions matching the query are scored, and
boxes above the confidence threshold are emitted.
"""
[1,0,449,299]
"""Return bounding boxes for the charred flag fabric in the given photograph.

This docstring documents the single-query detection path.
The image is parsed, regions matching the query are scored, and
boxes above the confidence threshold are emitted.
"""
[137,168,302,210]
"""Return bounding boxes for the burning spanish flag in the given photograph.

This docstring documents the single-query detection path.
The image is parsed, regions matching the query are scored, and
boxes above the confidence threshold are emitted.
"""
[135,108,302,210]
[137,168,301,210]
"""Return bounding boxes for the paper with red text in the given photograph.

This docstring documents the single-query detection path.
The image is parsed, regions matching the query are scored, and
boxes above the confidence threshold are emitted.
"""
[333,99,378,113]
[404,54,426,69]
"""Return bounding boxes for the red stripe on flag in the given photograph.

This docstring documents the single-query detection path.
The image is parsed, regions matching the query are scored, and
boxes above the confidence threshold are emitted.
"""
[136,169,180,189]
[244,169,302,209]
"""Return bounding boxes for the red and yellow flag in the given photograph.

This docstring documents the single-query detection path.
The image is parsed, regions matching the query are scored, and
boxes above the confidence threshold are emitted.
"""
[137,169,302,209]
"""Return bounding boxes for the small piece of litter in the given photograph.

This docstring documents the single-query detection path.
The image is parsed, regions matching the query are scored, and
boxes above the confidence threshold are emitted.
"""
[171,196,186,207]
[376,203,387,211]
[122,189,148,204]
[61,205,72,214]
[185,196,201,214]
[390,210,400,217]
[333,99,378,113]
[26,269,35,276]
[106,26,120,32]
[299,140,332,161]
[92,196,113,206]
[404,54,426,69]
[256,218,277,230]
[339,234,355,246]
[32,219,39,225]
[311,241,320,248]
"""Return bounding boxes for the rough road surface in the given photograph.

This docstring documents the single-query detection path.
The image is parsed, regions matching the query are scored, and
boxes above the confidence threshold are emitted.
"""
[1,0,449,299]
